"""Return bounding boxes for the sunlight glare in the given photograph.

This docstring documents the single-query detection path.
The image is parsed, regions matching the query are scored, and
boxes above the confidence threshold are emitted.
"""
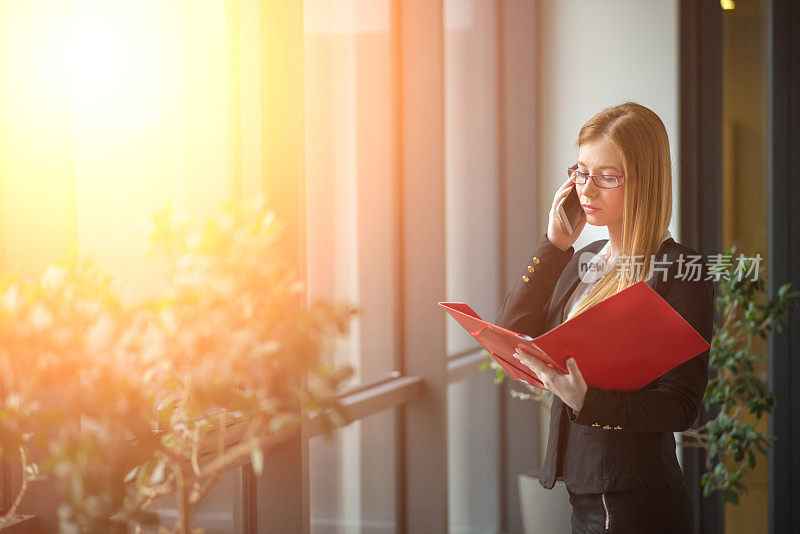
[71,0,163,128]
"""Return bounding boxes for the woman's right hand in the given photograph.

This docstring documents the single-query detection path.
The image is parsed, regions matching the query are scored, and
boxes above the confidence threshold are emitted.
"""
[546,178,586,252]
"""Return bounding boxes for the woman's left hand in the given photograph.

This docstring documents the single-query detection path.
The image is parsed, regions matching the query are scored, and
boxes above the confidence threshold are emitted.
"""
[513,347,588,412]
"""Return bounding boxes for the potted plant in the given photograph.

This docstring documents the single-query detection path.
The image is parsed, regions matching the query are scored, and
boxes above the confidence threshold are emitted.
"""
[0,195,358,533]
[685,248,798,503]
[482,246,799,532]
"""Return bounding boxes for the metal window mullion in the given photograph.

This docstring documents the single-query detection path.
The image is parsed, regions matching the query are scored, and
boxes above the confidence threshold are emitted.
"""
[397,1,448,532]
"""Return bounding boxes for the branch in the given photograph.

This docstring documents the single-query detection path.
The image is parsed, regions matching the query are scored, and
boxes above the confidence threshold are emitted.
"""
[719,300,739,333]
[0,448,31,529]
[191,427,201,477]
[170,462,190,534]
[217,409,226,458]
[138,471,177,506]
[677,441,709,449]
[680,428,710,443]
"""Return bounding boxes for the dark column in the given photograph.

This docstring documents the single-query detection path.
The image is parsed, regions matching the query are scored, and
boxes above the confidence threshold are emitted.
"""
[766,0,800,532]
[679,1,725,533]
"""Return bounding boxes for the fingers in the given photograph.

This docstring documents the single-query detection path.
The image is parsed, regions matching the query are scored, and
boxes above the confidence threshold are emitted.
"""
[565,358,585,387]
[513,348,539,370]
[550,181,571,210]
[517,343,548,359]
[513,349,546,386]
[565,357,578,375]
[518,353,586,406]
[516,348,579,378]
[550,181,576,213]
[514,348,555,380]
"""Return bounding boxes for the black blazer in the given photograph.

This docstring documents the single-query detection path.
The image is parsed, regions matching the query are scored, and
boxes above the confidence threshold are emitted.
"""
[495,233,714,494]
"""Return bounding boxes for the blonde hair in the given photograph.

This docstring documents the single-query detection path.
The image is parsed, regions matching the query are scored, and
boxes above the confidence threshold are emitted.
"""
[566,102,673,320]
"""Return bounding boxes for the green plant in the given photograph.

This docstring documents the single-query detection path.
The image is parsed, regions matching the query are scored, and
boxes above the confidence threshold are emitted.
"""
[682,246,798,504]
[0,250,161,531]
[482,245,799,505]
[480,355,554,405]
[0,195,358,533]
[126,196,358,532]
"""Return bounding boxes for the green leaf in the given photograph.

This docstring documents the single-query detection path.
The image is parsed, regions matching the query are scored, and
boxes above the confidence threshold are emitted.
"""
[149,460,166,485]
[251,447,264,476]
[124,466,140,483]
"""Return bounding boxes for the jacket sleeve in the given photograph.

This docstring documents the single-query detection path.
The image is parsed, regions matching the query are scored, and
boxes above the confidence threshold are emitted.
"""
[567,271,715,432]
[494,233,574,337]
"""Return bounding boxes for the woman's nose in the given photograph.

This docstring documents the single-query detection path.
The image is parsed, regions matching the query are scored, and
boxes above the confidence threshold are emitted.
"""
[579,180,598,196]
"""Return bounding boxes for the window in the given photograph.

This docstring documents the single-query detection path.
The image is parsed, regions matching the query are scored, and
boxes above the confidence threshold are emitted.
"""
[444,1,502,532]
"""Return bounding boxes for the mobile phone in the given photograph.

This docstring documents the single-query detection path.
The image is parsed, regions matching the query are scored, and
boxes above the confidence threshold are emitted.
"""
[556,185,584,235]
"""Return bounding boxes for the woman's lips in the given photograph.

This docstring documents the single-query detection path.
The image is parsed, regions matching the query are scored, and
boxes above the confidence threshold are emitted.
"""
[582,204,601,213]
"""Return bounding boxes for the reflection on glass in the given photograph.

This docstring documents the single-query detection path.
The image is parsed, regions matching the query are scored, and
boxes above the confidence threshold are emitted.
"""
[143,467,244,533]
[448,371,501,533]
[310,409,397,533]
[444,0,501,356]
[445,1,502,532]
[304,0,399,389]
[721,1,768,531]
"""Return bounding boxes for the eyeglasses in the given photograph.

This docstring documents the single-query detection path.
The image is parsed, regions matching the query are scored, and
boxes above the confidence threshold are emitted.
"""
[567,164,625,189]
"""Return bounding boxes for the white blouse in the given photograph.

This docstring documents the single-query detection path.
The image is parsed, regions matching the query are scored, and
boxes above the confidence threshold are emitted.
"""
[562,229,673,323]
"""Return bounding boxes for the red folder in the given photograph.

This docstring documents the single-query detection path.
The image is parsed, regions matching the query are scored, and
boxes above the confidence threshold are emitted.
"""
[439,281,710,392]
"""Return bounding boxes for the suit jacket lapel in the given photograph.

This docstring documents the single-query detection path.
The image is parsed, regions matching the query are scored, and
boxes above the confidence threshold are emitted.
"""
[545,237,679,331]
[545,239,608,330]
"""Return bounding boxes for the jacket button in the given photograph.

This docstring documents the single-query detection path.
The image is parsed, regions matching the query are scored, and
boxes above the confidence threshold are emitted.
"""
[532,257,541,264]
[613,425,622,430]
[522,274,530,283]
[527,265,535,273]
[602,425,612,430]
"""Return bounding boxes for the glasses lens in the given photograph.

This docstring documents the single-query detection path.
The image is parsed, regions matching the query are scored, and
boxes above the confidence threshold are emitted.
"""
[570,170,586,184]
[597,176,620,188]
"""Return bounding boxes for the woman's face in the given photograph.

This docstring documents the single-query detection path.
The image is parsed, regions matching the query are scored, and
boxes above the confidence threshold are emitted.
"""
[575,137,626,231]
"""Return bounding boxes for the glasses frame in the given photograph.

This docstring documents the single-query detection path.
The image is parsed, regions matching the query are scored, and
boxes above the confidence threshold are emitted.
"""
[567,163,625,189]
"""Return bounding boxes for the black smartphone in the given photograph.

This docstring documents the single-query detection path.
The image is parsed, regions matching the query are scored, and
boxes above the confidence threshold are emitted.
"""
[556,185,584,235]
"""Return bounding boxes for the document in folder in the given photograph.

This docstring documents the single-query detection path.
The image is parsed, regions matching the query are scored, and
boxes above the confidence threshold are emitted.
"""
[439,281,710,392]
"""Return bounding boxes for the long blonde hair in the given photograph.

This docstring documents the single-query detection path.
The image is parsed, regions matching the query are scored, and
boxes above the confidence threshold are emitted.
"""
[566,102,673,320]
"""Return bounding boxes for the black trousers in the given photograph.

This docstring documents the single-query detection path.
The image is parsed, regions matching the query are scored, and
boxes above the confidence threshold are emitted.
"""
[567,481,694,534]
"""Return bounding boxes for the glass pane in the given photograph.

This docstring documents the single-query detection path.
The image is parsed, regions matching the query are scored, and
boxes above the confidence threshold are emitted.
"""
[143,466,245,533]
[72,0,234,299]
[448,371,501,533]
[0,0,264,293]
[0,1,262,527]
[721,0,768,531]
[444,1,502,532]
[444,0,501,355]
[309,408,398,533]
[304,0,399,389]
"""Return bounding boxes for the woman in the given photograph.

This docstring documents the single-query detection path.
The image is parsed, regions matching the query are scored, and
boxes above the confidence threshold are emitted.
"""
[495,102,714,533]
